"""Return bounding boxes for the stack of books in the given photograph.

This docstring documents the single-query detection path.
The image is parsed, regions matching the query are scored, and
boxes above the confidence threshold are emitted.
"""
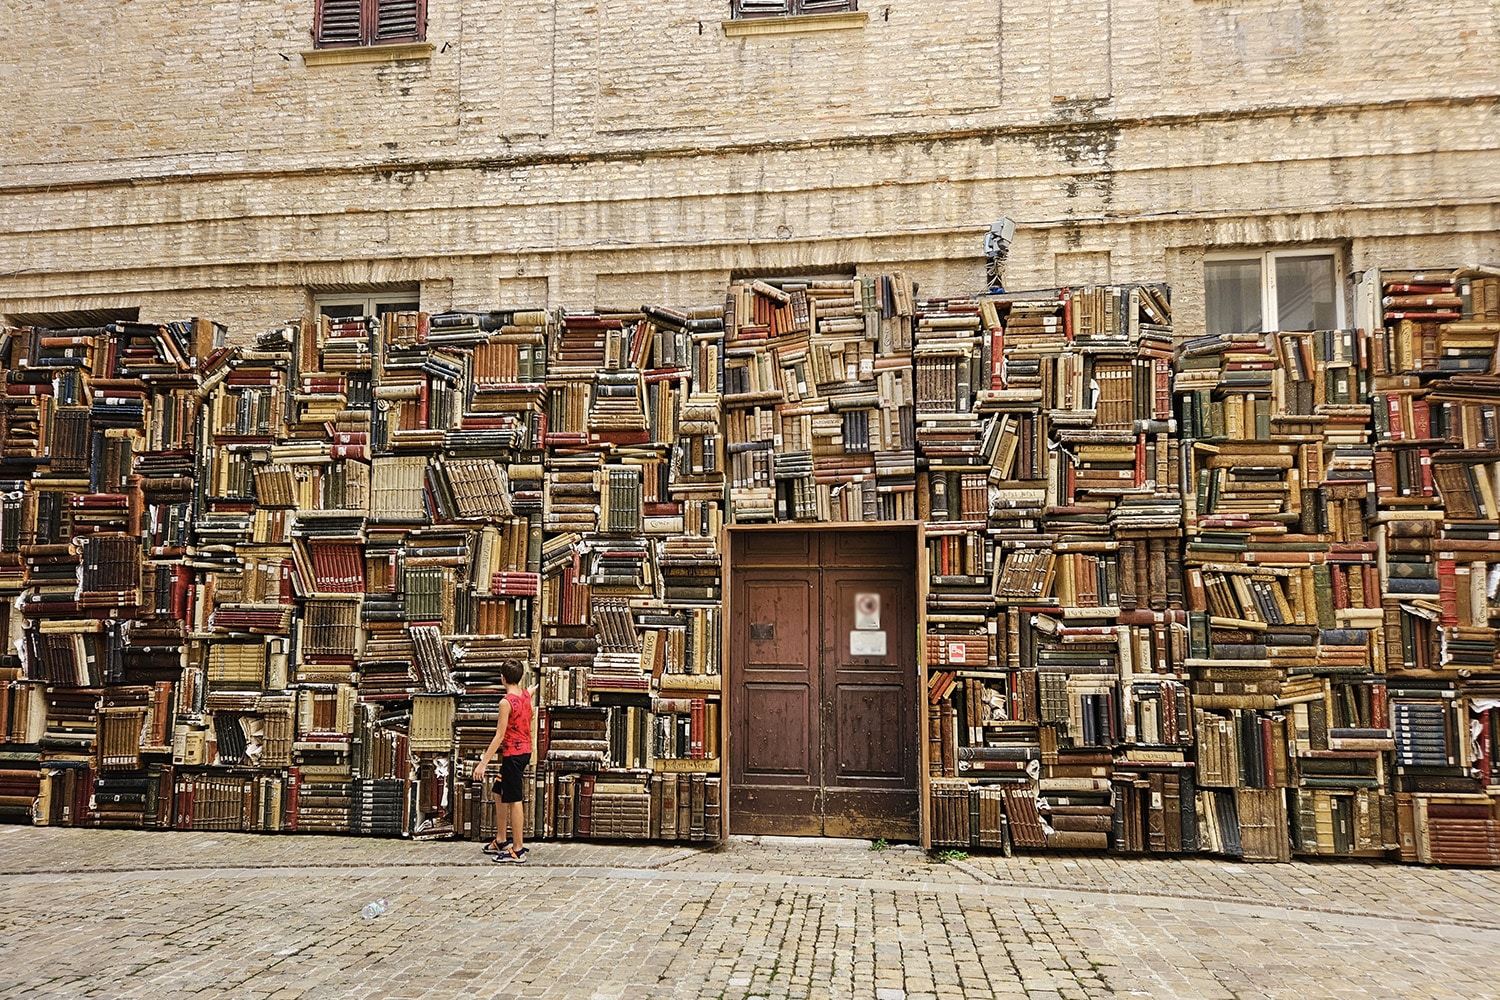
[8,266,1500,863]
[1360,266,1500,864]
[0,319,222,829]
[1176,325,1363,862]
[720,276,916,524]
[926,285,1192,855]
[526,305,725,843]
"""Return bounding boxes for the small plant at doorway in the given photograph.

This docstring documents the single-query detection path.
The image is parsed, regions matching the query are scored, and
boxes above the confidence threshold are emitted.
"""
[869,838,889,852]
[932,849,968,864]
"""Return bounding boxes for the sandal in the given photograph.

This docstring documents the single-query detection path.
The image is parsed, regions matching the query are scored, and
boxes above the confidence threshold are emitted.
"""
[494,847,528,864]
[483,839,528,856]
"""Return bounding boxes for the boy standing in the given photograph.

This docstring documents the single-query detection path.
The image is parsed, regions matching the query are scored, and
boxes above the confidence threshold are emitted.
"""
[472,658,533,863]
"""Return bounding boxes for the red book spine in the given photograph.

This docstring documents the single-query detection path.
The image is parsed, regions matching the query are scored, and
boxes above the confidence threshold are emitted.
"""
[1437,557,1459,626]
[75,763,94,828]
[311,546,331,591]
[343,543,361,593]
[689,699,705,760]
[1413,398,1431,440]
[152,682,174,748]
[172,565,191,621]
[536,707,551,763]
[643,368,692,385]
[1331,565,1351,611]
[576,773,595,837]
[285,767,300,831]
[1154,358,1172,420]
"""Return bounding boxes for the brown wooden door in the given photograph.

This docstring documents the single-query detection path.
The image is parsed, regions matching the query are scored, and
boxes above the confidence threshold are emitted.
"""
[729,529,917,839]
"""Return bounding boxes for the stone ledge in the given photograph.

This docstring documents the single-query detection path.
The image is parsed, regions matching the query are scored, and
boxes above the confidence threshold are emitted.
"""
[300,42,435,67]
[721,12,868,37]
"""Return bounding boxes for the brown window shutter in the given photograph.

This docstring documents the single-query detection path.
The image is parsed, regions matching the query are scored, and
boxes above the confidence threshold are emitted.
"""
[314,0,365,47]
[797,0,857,13]
[731,0,857,17]
[733,0,794,18]
[374,0,426,44]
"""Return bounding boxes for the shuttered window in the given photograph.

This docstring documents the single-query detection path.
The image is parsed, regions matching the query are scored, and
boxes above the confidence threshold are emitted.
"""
[731,0,857,17]
[314,0,426,48]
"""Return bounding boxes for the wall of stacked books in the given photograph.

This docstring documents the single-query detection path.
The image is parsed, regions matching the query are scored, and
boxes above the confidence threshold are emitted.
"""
[0,307,726,844]
[2,265,1498,865]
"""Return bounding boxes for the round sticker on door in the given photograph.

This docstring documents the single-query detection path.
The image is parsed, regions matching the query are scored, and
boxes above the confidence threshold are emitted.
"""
[855,592,881,630]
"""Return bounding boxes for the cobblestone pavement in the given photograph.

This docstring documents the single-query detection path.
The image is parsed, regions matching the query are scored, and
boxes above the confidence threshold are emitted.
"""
[1,827,1497,1000]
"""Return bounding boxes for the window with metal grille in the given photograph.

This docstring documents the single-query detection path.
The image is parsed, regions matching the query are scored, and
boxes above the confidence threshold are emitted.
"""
[314,0,426,48]
[730,0,858,18]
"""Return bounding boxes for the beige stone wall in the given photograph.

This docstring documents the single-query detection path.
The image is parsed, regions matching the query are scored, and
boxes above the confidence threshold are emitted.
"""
[1,1,1496,338]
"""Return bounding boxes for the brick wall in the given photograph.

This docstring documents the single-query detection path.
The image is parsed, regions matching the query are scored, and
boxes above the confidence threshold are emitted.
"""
[1,1,1496,339]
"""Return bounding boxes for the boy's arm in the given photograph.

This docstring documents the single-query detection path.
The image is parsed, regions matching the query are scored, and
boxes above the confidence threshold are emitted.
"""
[472,699,511,781]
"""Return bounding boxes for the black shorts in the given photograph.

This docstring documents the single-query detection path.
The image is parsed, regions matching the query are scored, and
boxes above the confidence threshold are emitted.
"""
[493,753,530,803]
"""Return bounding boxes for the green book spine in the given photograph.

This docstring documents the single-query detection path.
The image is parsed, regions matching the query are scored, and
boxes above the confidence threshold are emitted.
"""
[1312,564,1336,629]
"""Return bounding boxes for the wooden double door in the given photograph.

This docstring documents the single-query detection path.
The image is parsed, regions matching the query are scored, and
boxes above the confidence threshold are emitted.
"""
[728,528,918,839]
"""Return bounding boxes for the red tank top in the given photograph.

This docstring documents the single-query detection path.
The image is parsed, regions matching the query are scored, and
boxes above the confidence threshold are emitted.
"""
[501,691,533,756]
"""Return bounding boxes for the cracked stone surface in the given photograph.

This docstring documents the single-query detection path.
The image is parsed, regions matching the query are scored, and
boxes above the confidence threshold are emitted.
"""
[1,827,1496,999]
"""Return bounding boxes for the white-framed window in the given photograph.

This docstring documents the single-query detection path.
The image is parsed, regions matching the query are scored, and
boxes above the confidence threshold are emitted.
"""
[1204,248,1344,334]
[313,290,420,320]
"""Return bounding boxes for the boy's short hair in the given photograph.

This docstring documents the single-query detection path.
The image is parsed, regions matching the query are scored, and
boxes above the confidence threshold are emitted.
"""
[501,659,526,685]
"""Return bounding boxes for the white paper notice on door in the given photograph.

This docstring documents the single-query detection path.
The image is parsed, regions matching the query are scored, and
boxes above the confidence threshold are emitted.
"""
[854,592,881,630]
[849,630,887,657]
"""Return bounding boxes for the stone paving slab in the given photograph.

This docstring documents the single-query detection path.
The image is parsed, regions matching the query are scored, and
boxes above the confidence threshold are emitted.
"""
[0,827,1497,999]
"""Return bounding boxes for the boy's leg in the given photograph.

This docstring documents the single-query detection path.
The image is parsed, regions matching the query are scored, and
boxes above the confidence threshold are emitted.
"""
[492,790,506,845]
[509,800,525,853]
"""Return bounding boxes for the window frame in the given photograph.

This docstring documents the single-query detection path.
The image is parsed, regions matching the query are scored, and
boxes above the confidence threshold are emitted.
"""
[313,0,427,50]
[730,0,858,19]
[1204,246,1346,335]
[312,291,421,320]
